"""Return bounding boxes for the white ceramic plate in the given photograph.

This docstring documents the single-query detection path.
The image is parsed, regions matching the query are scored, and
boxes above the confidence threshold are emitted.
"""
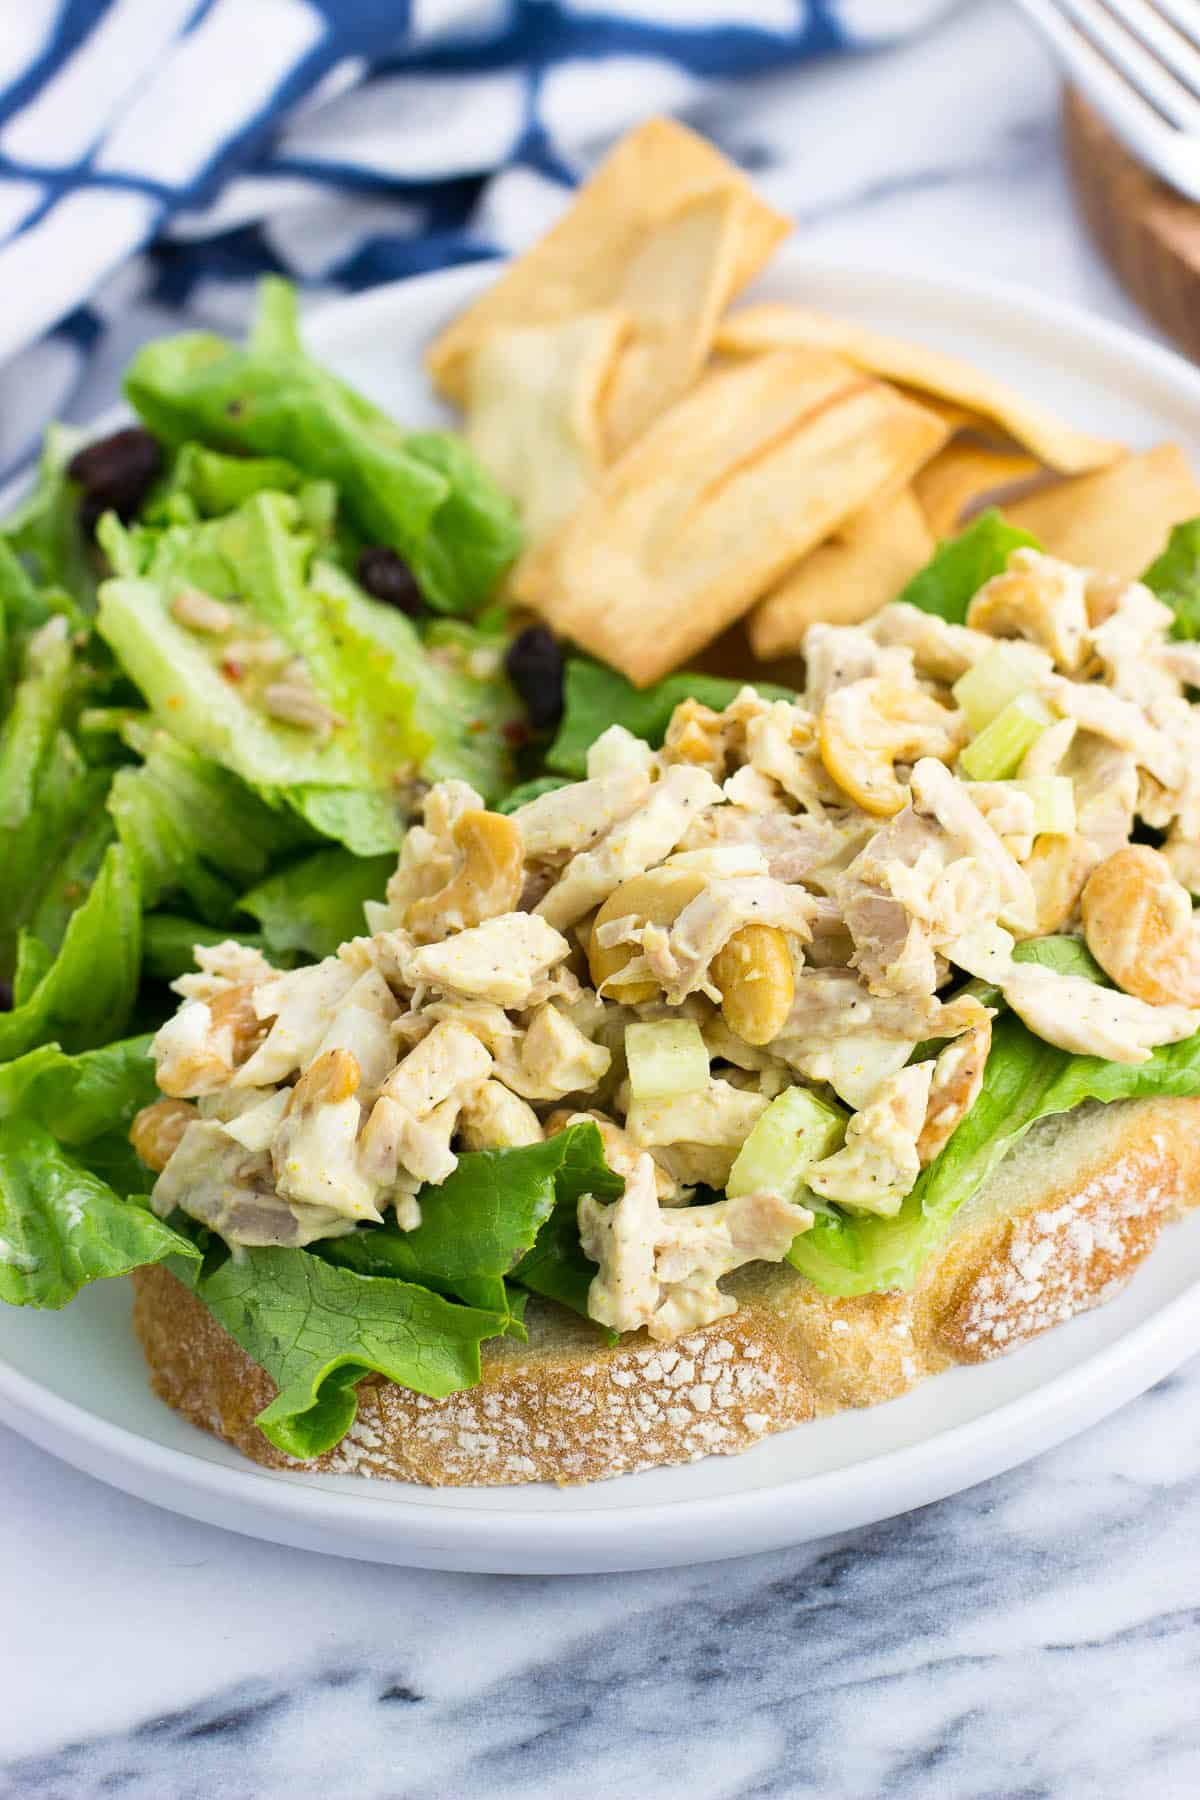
[3,258,1200,1574]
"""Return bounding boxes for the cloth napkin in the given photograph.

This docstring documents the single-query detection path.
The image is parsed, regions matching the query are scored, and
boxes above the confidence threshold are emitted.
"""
[0,0,952,477]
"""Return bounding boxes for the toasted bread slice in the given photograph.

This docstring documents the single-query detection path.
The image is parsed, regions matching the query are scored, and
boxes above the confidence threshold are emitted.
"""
[131,1095,1200,1487]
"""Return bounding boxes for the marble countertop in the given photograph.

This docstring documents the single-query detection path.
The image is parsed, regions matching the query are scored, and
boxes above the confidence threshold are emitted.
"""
[2,4,1198,1795]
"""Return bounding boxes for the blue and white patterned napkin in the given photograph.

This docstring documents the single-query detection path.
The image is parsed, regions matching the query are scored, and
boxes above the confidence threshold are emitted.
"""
[0,0,952,475]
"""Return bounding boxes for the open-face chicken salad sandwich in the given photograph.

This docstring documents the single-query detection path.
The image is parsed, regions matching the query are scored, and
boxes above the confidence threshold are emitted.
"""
[6,119,1200,1487]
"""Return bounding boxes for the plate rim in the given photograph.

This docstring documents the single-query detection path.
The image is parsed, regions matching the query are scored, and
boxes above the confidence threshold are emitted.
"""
[4,251,1200,1570]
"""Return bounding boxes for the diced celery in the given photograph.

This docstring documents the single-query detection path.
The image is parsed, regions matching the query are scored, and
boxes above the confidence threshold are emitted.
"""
[959,693,1055,782]
[1013,775,1075,835]
[624,1019,709,1102]
[952,642,1048,733]
[964,775,1076,836]
[726,1086,847,1202]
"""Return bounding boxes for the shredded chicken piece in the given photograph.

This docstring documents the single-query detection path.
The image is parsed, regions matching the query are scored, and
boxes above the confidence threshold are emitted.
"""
[513,765,651,861]
[909,758,1036,933]
[1019,715,1076,779]
[232,957,358,1089]
[494,1003,612,1102]
[272,1057,378,1223]
[407,912,569,1009]
[802,622,915,714]
[1089,581,1176,708]
[776,971,986,1106]
[967,548,1090,672]
[354,1022,494,1204]
[459,1081,543,1151]
[578,1154,811,1342]
[379,1021,492,1118]
[686,806,840,882]
[1041,677,1180,789]
[586,725,656,780]
[807,1061,934,1214]
[1001,965,1200,1064]
[870,601,999,682]
[535,763,723,930]
[836,808,959,997]
[308,968,398,1104]
[740,699,839,815]
[172,939,276,1002]
[152,1120,354,1247]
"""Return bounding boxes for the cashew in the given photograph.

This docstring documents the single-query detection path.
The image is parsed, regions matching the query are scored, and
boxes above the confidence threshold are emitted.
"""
[406,808,524,943]
[291,1047,362,1109]
[916,1016,990,1164]
[1023,831,1095,935]
[1081,844,1200,1007]
[660,698,727,777]
[588,865,707,1003]
[818,677,965,817]
[209,983,265,1066]
[710,924,795,1047]
[154,982,263,1097]
[129,1097,198,1172]
[966,548,1089,672]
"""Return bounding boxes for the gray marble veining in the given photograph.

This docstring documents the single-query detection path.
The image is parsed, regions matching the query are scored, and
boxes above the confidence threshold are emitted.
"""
[2,1364,1198,1797]
[1,4,1198,1795]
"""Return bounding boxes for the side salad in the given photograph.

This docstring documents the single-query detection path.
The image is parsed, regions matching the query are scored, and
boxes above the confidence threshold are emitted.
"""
[5,279,1200,1469]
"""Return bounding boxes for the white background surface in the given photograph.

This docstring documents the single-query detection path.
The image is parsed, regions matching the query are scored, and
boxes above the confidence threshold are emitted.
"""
[2,2,1199,1793]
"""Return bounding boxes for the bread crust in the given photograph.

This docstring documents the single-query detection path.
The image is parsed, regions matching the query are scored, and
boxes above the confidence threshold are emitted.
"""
[130,1095,1200,1486]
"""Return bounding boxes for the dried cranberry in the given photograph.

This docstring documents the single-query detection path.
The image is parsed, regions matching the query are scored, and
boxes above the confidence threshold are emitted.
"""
[505,625,565,730]
[68,427,164,532]
[357,547,423,615]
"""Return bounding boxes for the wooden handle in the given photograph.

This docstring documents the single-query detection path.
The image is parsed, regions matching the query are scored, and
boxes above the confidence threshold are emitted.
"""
[1063,87,1200,364]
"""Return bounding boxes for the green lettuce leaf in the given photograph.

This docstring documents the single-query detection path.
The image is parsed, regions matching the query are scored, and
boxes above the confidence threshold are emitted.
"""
[238,846,392,961]
[0,1119,199,1308]
[191,1246,508,1458]
[549,659,793,779]
[0,615,76,831]
[0,540,56,682]
[98,493,516,841]
[1143,518,1200,640]
[309,560,520,805]
[108,725,307,922]
[142,914,266,983]
[0,424,95,606]
[124,277,521,614]
[321,1123,622,1322]
[155,444,304,519]
[0,1036,155,1144]
[0,843,141,1060]
[510,1128,625,1322]
[0,734,104,978]
[28,806,117,956]
[896,510,1041,624]
[788,1003,1200,1298]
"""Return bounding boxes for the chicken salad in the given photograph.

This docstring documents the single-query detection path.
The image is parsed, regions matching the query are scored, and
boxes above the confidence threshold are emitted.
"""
[5,118,1200,1469]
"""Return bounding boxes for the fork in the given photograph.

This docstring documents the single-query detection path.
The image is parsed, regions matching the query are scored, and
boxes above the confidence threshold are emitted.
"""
[1013,0,1200,200]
